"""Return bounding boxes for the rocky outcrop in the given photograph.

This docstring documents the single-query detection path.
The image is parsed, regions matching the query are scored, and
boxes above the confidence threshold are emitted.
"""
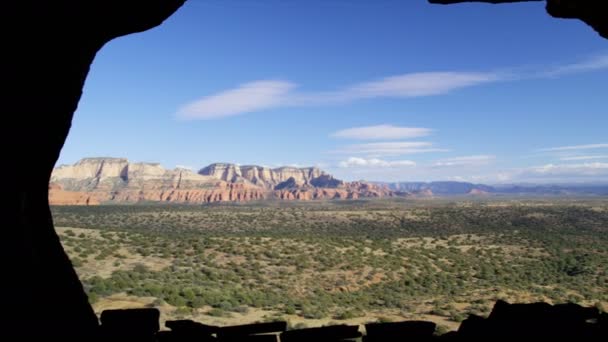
[53,157,128,181]
[109,182,266,203]
[310,174,344,188]
[48,183,101,205]
[199,163,325,189]
[273,184,392,201]
[50,158,396,204]
[52,158,219,193]
[52,158,129,191]
[274,177,299,190]
[272,180,394,201]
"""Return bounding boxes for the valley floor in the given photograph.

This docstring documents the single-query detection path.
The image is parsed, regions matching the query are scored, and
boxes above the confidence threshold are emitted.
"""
[52,199,608,332]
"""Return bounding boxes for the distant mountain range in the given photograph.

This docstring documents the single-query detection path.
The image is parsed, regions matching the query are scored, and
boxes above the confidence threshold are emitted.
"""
[375,181,608,196]
[49,158,393,205]
[49,158,608,205]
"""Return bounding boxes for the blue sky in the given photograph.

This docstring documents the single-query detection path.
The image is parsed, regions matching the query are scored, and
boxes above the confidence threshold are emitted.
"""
[58,0,608,183]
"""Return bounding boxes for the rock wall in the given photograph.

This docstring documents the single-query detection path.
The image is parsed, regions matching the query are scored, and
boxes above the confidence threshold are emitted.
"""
[199,163,325,189]
[48,183,101,205]
[50,158,395,204]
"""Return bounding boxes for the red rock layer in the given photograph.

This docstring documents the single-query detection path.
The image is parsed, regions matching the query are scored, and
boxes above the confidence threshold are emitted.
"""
[49,181,395,205]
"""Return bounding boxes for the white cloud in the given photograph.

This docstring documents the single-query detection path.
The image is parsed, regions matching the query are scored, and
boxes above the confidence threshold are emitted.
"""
[495,173,513,182]
[486,162,608,183]
[330,159,502,183]
[332,141,448,157]
[559,155,608,161]
[176,80,294,119]
[346,72,500,98]
[538,143,608,152]
[433,155,496,167]
[339,157,416,168]
[331,125,432,140]
[545,54,608,77]
[176,72,499,120]
[176,53,608,120]
[456,162,608,184]
[439,162,608,183]
[175,165,194,170]
[330,157,608,184]
[526,163,608,177]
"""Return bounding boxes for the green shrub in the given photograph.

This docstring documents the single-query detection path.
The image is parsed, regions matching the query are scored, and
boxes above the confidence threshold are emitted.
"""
[207,308,227,317]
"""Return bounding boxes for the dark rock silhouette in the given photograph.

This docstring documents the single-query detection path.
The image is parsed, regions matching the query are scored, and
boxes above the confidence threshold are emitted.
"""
[280,324,362,342]
[161,320,219,341]
[218,321,287,341]
[1,0,606,339]
[364,321,436,342]
[2,1,185,338]
[453,300,607,339]
[100,308,160,341]
[429,1,608,39]
[95,301,606,340]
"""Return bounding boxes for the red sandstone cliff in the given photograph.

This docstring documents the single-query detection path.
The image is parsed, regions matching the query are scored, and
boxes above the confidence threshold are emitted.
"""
[49,158,396,205]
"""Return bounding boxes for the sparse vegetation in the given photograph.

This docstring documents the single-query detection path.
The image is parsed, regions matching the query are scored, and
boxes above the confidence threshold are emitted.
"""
[52,199,608,329]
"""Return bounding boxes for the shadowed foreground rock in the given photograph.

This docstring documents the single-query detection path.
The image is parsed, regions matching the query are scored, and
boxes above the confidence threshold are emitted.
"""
[364,321,436,342]
[2,1,186,338]
[453,300,607,340]
[96,301,607,341]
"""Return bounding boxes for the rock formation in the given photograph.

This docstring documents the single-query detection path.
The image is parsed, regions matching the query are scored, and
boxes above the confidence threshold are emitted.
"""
[48,183,101,206]
[52,157,218,192]
[50,158,395,204]
[199,163,324,189]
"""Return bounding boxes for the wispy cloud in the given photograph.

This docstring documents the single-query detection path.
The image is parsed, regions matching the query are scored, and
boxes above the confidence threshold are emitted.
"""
[525,163,608,178]
[486,162,608,183]
[344,72,499,98]
[177,52,608,119]
[339,157,416,168]
[177,72,499,119]
[559,155,608,161]
[538,143,608,152]
[176,80,294,119]
[433,155,496,167]
[332,141,448,157]
[544,54,608,77]
[330,156,501,182]
[331,125,432,140]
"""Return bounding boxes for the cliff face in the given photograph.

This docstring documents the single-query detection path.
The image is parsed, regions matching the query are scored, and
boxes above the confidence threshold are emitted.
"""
[52,158,129,191]
[48,183,100,205]
[52,158,128,180]
[199,163,325,189]
[50,158,395,204]
[52,158,219,192]
[273,182,394,201]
